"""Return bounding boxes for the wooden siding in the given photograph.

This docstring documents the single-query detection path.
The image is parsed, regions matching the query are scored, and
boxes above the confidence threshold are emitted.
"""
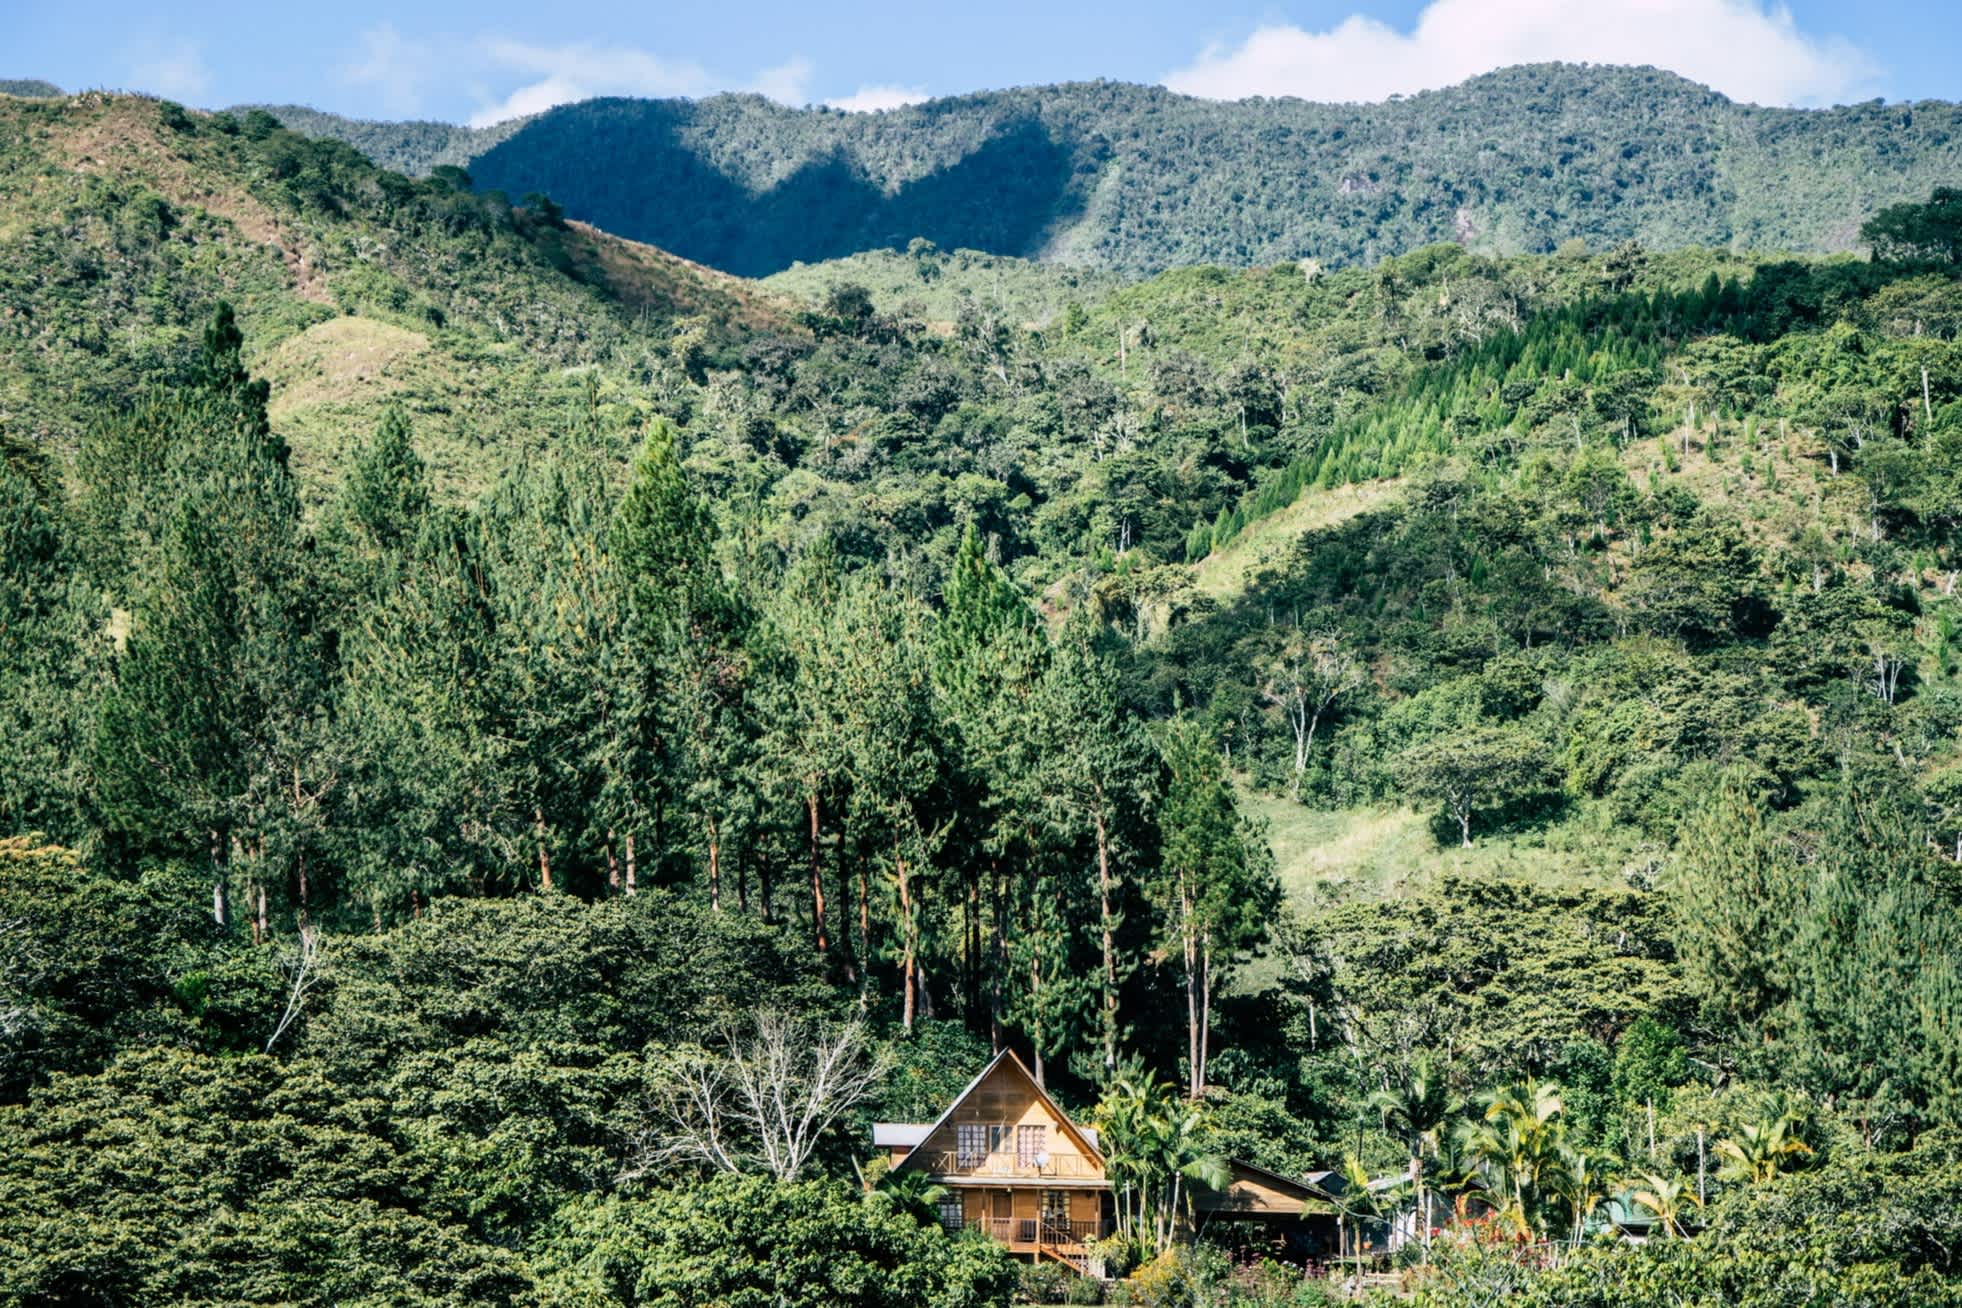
[1194,1161,1319,1216]
[907,1059,1105,1184]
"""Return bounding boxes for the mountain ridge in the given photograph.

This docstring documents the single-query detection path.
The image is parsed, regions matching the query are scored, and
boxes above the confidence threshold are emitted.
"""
[256,63,1962,277]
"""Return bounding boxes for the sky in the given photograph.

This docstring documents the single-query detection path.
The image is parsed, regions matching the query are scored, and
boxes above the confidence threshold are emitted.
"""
[7,0,1956,126]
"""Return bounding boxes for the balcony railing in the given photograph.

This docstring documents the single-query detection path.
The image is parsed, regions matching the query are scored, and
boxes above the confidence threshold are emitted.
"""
[961,1217,1114,1247]
[919,1150,1103,1180]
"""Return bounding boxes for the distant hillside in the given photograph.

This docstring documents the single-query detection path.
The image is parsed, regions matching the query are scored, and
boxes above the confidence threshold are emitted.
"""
[239,103,519,176]
[0,79,61,98]
[267,64,1962,277]
[0,94,790,506]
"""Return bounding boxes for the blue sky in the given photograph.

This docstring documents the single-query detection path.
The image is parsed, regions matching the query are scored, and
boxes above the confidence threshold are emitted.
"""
[8,0,1955,124]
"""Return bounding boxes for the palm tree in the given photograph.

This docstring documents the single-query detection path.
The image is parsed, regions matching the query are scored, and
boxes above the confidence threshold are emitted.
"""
[1631,1171,1700,1238]
[1369,1055,1460,1252]
[859,1156,950,1227]
[1332,1154,1409,1286]
[1093,1057,1229,1255]
[1547,1144,1610,1245]
[1460,1081,1565,1239]
[1714,1108,1812,1185]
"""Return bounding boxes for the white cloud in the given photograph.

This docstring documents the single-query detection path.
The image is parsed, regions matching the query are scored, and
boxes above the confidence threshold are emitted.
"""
[468,40,719,126]
[826,83,929,113]
[750,57,815,107]
[341,23,435,118]
[125,36,210,102]
[467,42,818,126]
[1164,0,1878,109]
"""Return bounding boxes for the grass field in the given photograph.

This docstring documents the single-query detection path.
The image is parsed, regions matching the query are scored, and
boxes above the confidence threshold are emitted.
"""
[1190,478,1404,604]
[1242,785,1651,909]
[1234,785,1655,990]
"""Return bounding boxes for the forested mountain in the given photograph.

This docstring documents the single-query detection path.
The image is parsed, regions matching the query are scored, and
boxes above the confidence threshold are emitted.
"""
[3,87,1962,1307]
[241,102,519,176]
[270,64,1962,277]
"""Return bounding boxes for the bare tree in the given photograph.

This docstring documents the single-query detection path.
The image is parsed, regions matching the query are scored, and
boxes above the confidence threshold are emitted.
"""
[629,1011,888,1182]
[1258,629,1365,799]
[263,922,322,1053]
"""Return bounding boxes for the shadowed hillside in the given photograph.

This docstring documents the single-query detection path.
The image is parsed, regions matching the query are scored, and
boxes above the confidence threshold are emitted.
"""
[270,64,1962,277]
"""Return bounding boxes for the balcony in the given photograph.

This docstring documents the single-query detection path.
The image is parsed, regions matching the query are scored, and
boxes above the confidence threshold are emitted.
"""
[917,1149,1103,1180]
[961,1217,1114,1249]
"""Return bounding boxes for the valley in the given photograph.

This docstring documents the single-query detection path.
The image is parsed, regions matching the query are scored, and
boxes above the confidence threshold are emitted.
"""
[0,68,1959,1308]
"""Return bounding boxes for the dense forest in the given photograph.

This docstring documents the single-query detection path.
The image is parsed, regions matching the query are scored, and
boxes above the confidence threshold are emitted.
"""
[2,88,1962,1306]
[262,64,1962,277]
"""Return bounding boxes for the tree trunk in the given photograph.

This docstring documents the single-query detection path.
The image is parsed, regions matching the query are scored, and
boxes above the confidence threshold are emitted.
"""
[807,791,828,956]
[897,837,916,1031]
[1198,942,1214,1097]
[1458,807,1472,848]
[533,807,552,892]
[1031,950,1045,1090]
[210,829,228,928]
[706,818,720,911]
[989,862,1005,1053]
[1182,871,1201,1099]
[857,860,871,983]
[1095,806,1117,1073]
[624,831,638,896]
[835,815,857,985]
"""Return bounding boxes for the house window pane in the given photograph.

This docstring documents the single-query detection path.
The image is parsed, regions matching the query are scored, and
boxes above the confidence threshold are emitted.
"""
[1017,1124,1047,1167]
[956,1124,988,1167]
[938,1196,964,1233]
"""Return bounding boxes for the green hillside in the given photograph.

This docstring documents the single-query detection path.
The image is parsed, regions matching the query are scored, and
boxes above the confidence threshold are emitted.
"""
[271,64,1962,277]
[0,92,790,505]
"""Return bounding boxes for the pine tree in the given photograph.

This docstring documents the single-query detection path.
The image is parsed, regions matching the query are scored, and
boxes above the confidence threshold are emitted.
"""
[1155,717,1279,1098]
[91,305,321,932]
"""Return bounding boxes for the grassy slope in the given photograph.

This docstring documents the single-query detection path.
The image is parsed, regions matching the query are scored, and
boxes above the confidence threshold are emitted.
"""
[1191,478,1406,604]
[764,246,1124,328]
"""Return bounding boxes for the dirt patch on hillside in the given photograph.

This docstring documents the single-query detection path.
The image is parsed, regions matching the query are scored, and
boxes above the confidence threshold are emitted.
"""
[561,221,795,332]
[51,96,331,303]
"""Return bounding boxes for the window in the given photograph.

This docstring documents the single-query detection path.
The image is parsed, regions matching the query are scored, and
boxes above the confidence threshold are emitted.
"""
[956,1124,988,1168]
[937,1196,965,1233]
[1017,1124,1047,1168]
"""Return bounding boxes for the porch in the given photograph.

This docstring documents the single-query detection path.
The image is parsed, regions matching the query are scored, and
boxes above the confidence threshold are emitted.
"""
[941,1189,1114,1271]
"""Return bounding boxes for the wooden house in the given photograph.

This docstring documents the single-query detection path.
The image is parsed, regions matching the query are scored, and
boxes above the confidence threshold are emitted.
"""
[876,1048,1112,1270]
[874,1049,1336,1273]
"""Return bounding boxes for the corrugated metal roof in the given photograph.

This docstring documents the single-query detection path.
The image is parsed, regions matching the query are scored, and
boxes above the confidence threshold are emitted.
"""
[872,1123,933,1147]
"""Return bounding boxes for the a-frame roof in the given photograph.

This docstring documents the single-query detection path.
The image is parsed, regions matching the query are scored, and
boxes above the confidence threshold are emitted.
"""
[891,1046,1104,1174]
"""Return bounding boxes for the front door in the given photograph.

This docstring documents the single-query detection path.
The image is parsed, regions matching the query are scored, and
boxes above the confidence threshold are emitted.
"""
[1040,1189,1070,1243]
